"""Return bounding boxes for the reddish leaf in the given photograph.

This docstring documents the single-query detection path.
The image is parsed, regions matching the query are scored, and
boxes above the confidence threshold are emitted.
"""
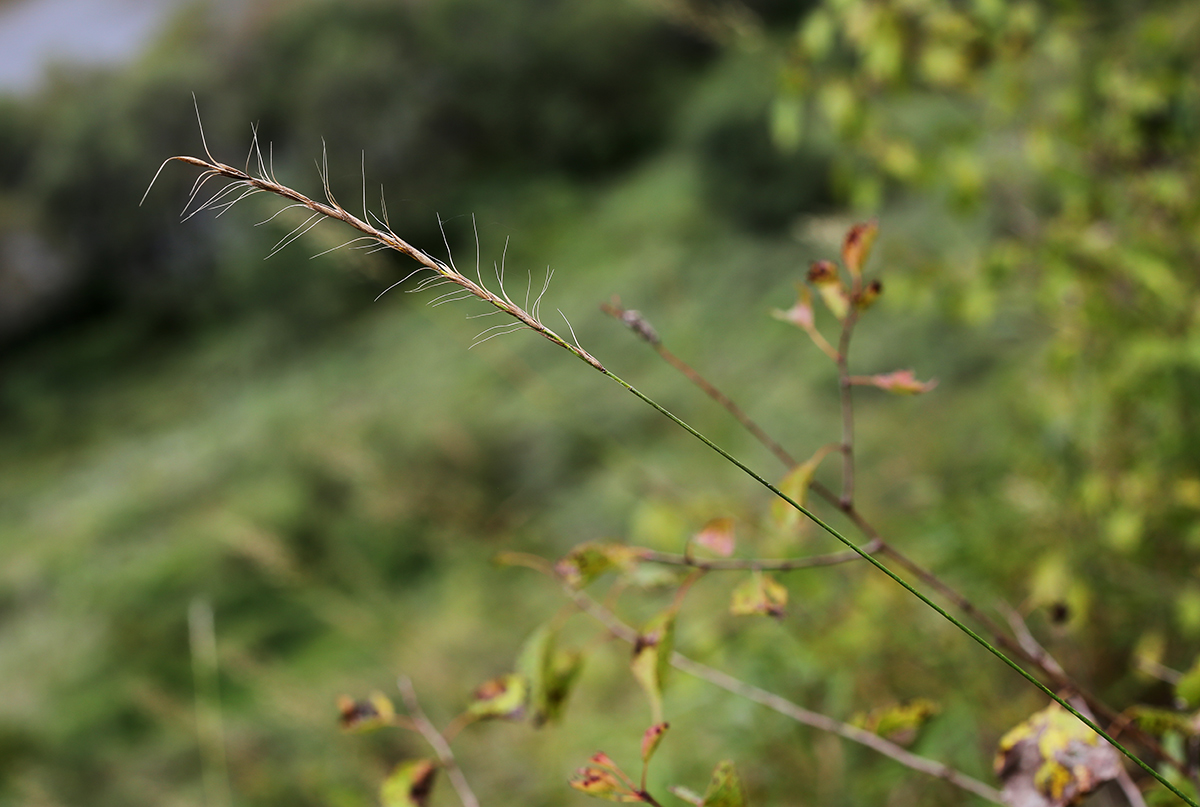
[641,722,670,763]
[569,767,644,802]
[841,220,879,279]
[772,283,839,361]
[692,517,736,557]
[571,753,643,802]
[771,283,815,329]
[856,369,937,395]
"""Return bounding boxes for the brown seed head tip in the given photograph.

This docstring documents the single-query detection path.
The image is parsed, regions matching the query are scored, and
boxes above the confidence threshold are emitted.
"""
[622,309,660,345]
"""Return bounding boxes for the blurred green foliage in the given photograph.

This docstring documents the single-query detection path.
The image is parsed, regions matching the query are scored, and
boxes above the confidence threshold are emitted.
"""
[1,0,1199,805]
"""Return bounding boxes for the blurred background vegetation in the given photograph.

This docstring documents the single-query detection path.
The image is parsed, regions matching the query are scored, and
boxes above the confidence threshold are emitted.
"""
[0,0,1198,805]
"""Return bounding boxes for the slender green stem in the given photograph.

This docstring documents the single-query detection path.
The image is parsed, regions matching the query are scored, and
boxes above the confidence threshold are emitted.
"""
[596,367,1197,807]
[164,146,1191,804]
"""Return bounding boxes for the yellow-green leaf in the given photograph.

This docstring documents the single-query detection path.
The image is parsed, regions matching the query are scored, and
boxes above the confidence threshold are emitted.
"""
[850,699,940,746]
[701,760,746,807]
[729,572,787,618]
[556,542,638,588]
[519,624,585,726]
[771,446,835,531]
[1176,655,1200,709]
[807,260,849,320]
[631,608,676,724]
[467,673,527,720]
[336,692,396,733]
[380,759,437,807]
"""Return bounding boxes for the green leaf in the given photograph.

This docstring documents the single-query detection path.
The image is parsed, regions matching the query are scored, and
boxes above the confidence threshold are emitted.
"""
[631,608,676,723]
[519,624,585,726]
[466,673,527,720]
[1176,656,1200,709]
[729,572,787,618]
[380,759,437,807]
[850,699,940,746]
[701,760,746,807]
[641,722,670,763]
[555,542,638,588]
[994,703,1121,807]
[1126,706,1197,738]
[336,692,396,733]
[771,446,835,531]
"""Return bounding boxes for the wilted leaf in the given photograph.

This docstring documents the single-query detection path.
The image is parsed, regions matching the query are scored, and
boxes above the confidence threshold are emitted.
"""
[519,625,585,726]
[642,722,670,763]
[337,692,396,733]
[771,446,835,531]
[1176,655,1200,709]
[632,608,677,723]
[380,759,437,807]
[856,369,938,395]
[556,542,639,588]
[467,673,527,720]
[994,703,1121,807]
[692,518,736,557]
[856,279,883,311]
[807,260,849,320]
[842,220,879,279]
[850,699,940,746]
[701,760,746,807]
[729,572,787,618]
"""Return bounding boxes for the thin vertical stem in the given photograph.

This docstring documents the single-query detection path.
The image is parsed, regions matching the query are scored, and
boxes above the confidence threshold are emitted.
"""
[398,677,481,807]
[836,309,860,509]
[189,598,231,807]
